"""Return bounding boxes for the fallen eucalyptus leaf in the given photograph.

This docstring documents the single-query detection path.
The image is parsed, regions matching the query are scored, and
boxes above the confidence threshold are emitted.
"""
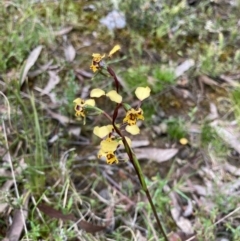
[211,121,240,153]
[134,148,178,162]
[175,59,195,78]
[41,71,60,95]
[20,45,43,86]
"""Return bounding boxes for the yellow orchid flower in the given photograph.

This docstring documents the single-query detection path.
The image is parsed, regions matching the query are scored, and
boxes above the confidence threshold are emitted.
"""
[123,108,144,135]
[123,108,144,126]
[98,150,119,164]
[73,98,95,117]
[97,137,120,164]
[100,137,119,153]
[92,53,105,62]
[90,53,105,72]
[90,45,120,72]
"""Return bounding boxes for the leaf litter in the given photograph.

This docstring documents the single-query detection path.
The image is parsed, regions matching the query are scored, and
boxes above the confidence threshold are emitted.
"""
[19,45,43,86]
[1,1,240,240]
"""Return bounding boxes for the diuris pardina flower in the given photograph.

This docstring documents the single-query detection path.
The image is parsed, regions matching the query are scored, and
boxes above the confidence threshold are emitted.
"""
[123,108,144,126]
[98,137,119,164]
[90,45,121,72]
[94,127,132,164]
[73,98,95,124]
[123,108,144,135]
[123,86,151,135]
[90,54,105,72]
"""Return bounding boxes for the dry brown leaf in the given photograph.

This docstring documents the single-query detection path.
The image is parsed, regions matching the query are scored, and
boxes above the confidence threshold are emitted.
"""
[104,206,115,230]
[6,192,29,241]
[183,199,193,217]
[28,60,53,78]
[0,158,27,214]
[177,76,189,87]
[220,75,239,87]
[41,71,60,95]
[47,109,76,125]
[64,42,76,62]
[224,163,240,176]
[206,102,219,120]
[53,26,73,36]
[169,232,198,241]
[38,203,75,221]
[172,87,195,100]
[192,184,208,196]
[175,59,195,78]
[134,148,178,162]
[169,232,183,241]
[198,75,219,87]
[38,203,106,233]
[165,185,194,235]
[81,85,91,99]
[20,45,43,86]
[0,180,14,213]
[75,69,93,78]
[172,207,194,234]
[34,86,58,104]
[119,140,150,150]
[0,168,11,177]
[68,127,81,137]
[211,121,240,153]
[136,230,147,241]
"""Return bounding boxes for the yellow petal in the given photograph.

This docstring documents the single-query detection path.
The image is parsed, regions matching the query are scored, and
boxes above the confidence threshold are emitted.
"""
[106,90,122,103]
[92,53,105,62]
[90,88,106,98]
[98,149,105,158]
[84,99,95,107]
[100,138,119,152]
[93,125,113,138]
[73,98,84,105]
[108,45,121,57]
[135,86,151,101]
[125,125,140,135]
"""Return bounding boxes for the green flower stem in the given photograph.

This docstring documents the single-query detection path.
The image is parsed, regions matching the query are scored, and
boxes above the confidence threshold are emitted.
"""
[113,123,169,241]
[106,66,168,240]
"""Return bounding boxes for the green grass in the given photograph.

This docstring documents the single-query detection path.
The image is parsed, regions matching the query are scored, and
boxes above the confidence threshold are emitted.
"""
[231,87,240,125]
[166,117,187,141]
